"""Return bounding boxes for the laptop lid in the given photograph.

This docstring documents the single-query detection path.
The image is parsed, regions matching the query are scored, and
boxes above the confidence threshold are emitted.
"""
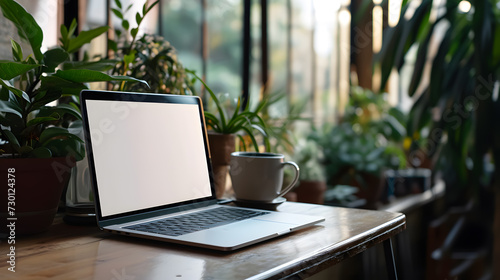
[80,90,218,228]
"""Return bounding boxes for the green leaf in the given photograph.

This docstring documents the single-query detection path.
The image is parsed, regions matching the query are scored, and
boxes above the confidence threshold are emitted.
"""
[393,1,432,70]
[62,59,119,71]
[44,138,84,160]
[0,85,9,100]
[111,8,123,20]
[18,145,33,155]
[39,127,82,145]
[114,0,122,9]
[67,26,109,53]
[68,18,78,38]
[108,39,118,52]
[204,112,221,132]
[130,28,139,39]
[11,39,23,61]
[59,24,69,48]
[0,0,43,62]
[376,26,401,92]
[240,126,260,152]
[53,69,148,87]
[123,50,136,65]
[136,12,142,25]
[68,120,83,136]
[26,116,59,127]
[236,134,247,151]
[40,103,82,120]
[187,70,227,130]
[30,147,52,158]
[492,23,500,66]
[43,48,69,73]
[0,100,22,118]
[429,29,452,106]
[408,24,436,97]
[0,79,29,102]
[145,1,159,15]
[39,127,67,144]
[0,60,40,80]
[122,20,130,30]
[40,75,88,97]
[2,129,20,151]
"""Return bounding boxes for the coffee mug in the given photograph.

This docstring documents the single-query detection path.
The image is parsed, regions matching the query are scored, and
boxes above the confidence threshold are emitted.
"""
[229,152,300,202]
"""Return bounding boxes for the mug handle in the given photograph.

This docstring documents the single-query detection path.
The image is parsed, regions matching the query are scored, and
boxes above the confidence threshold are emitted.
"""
[277,161,300,198]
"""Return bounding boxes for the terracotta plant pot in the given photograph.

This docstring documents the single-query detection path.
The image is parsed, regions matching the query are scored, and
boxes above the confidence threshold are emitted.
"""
[0,157,75,235]
[207,132,235,198]
[294,180,327,204]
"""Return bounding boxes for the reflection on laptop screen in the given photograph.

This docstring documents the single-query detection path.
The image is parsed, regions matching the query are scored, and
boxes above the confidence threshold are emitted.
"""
[85,99,212,217]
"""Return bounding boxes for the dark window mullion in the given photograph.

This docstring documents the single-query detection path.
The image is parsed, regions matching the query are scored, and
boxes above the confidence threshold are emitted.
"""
[260,0,268,97]
[242,0,251,109]
[201,0,208,103]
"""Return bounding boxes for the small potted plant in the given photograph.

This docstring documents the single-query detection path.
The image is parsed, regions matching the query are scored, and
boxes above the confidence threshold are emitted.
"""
[190,73,270,198]
[0,0,145,234]
[320,87,407,208]
[291,137,327,204]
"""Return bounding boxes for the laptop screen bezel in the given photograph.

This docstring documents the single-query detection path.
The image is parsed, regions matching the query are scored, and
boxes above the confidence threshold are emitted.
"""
[80,90,218,227]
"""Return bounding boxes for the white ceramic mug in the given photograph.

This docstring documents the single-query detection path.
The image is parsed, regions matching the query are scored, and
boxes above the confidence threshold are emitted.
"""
[229,152,300,202]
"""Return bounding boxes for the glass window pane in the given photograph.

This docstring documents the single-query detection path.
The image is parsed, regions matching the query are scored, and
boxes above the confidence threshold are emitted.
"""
[161,0,203,79]
[206,0,242,99]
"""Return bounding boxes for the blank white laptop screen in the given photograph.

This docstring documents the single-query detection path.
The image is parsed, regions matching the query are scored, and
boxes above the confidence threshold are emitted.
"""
[85,100,212,217]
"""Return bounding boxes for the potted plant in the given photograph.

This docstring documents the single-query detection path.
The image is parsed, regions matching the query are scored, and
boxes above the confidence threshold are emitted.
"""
[320,87,406,209]
[106,0,194,95]
[375,0,500,274]
[290,137,327,204]
[0,0,145,234]
[190,73,270,198]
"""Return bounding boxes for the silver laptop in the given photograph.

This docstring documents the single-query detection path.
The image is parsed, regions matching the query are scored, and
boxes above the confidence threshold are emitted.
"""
[80,90,324,251]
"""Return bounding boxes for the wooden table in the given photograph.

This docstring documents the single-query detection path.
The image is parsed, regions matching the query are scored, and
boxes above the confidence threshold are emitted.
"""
[0,202,405,280]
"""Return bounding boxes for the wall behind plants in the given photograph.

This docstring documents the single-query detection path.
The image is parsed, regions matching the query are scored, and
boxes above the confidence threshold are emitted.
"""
[0,0,60,59]
[0,14,14,59]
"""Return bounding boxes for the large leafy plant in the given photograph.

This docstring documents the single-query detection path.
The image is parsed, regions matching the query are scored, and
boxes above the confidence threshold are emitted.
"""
[0,0,145,159]
[375,0,500,200]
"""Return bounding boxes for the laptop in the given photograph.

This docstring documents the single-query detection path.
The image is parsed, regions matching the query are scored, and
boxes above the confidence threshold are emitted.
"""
[80,90,324,251]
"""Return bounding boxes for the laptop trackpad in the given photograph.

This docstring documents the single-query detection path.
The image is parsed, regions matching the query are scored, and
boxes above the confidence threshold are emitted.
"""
[179,219,292,248]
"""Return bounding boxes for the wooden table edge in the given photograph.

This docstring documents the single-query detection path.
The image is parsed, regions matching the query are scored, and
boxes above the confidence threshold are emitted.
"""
[248,213,406,280]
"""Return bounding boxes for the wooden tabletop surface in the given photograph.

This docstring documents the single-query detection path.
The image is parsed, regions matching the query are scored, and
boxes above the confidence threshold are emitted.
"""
[0,202,405,280]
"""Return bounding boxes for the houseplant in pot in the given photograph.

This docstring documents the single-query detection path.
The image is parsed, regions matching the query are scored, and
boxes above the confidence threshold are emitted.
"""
[320,87,406,208]
[290,137,327,204]
[189,72,270,198]
[0,0,145,234]
[375,0,500,274]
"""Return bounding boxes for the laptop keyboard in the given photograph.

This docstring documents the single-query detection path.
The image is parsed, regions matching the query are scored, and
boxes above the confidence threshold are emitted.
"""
[124,207,270,236]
